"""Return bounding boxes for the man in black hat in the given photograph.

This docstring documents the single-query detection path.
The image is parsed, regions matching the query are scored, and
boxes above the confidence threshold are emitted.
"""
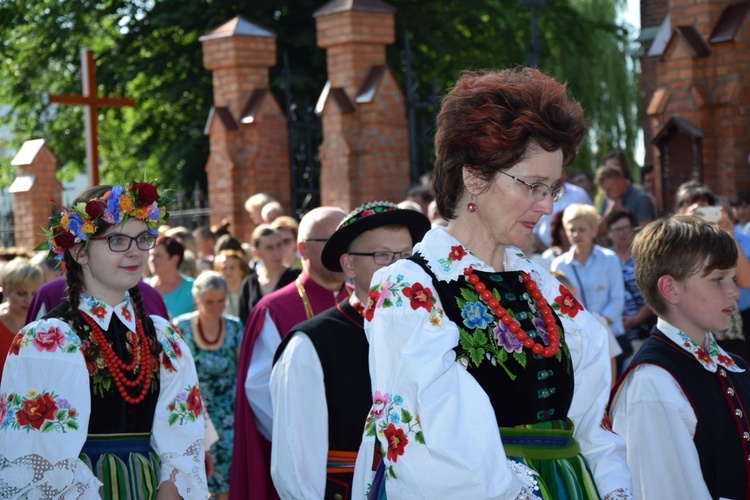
[269,201,430,499]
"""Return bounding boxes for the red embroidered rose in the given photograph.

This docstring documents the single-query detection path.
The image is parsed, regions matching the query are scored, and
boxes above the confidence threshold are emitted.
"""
[84,199,106,221]
[32,326,66,353]
[52,226,76,250]
[9,333,22,356]
[69,408,78,418]
[383,423,409,462]
[86,360,98,376]
[695,348,712,364]
[365,290,382,322]
[121,306,132,322]
[449,245,467,261]
[402,283,434,313]
[186,385,203,418]
[168,338,182,358]
[167,402,176,411]
[161,352,175,372]
[16,393,58,430]
[131,182,159,205]
[554,285,584,318]
[91,306,106,319]
[717,353,734,366]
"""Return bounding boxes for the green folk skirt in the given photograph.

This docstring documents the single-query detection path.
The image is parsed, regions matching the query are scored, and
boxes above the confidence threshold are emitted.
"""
[80,433,160,500]
[502,419,600,500]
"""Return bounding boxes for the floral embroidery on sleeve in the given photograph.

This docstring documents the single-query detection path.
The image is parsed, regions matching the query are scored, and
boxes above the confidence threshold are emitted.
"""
[3,390,80,432]
[12,324,80,356]
[364,392,424,479]
[365,274,443,326]
[552,285,584,318]
[166,384,203,426]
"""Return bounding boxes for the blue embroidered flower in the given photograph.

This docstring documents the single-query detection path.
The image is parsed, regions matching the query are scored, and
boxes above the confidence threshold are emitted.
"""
[392,395,403,405]
[390,412,401,424]
[533,317,549,345]
[461,301,494,330]
[494,321,523,353]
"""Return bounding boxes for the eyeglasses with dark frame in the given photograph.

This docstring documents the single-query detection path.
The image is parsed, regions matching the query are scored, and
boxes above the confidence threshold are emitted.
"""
[498,170,566,203]
[349,250,413,265]
[90,232,157,252]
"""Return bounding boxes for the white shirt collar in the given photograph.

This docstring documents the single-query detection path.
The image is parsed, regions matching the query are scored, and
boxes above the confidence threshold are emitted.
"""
[656,318,744,373]
[78,292,138,332]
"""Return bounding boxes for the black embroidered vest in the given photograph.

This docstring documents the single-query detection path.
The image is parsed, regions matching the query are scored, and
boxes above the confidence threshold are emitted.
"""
[410,254,574,426]
[616,331,750,499]
[274,300,372,500]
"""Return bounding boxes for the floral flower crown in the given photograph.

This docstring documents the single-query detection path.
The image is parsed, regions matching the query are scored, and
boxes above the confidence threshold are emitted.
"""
[42,182,169,260]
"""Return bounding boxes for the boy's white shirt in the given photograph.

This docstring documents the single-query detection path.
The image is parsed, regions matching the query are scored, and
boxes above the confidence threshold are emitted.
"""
[610,318,744,500]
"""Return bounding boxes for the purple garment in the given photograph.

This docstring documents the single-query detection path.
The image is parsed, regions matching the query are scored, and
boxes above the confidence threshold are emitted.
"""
[25,276,169,324]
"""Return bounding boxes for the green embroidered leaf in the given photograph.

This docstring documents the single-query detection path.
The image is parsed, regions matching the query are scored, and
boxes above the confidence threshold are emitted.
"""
[177,402,188,412]
[66,420,79,431]
[167,413,179,426]
[41,421,55,433]
[64,344,78,354]
[365,422,376,437]
[458,329,476,351]
[459,287,479,303]
[55,410,68,421]
[383,298,393,308]
[188,413,197,423]
[387,466,397,479]
[11,394,22,406]
[472,328,486,346]
[513,350,527,368]
[498,349,508,363]
[415,431,425,444]
[551,303,561,311]
[469,347,485,366]
[401,409,413,424]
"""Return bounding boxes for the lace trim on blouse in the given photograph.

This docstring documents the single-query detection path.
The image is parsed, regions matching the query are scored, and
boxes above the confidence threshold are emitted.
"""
[0,454,101,499]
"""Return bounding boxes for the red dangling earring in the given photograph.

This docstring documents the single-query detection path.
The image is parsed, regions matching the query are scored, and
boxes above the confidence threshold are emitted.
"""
[467,195,477,213]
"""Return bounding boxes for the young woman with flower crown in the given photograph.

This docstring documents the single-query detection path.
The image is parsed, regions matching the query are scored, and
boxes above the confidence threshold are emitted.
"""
[0,183,207,499]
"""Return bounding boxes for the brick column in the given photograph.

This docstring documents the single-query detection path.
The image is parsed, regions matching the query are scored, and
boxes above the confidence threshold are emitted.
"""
[314,0,410,211]
[200,16,290,243]
[10,139,63,250]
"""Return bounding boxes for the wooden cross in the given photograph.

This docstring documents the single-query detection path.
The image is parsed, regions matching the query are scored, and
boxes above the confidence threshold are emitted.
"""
[47,49,135,187]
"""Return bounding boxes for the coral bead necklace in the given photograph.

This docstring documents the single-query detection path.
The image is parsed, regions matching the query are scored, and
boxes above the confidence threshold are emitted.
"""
[463,266,560,358]
[80,311,152,404]
[196,314,223,347]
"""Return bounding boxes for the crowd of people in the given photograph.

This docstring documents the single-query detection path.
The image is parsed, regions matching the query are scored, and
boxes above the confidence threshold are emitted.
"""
[2,67,750,500]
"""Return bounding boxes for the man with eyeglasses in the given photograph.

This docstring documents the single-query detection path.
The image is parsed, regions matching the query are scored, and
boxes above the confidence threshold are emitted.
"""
[26,231,168,323]
[231,206,351,500]
[531,170,594,252]
[268,201,430,499]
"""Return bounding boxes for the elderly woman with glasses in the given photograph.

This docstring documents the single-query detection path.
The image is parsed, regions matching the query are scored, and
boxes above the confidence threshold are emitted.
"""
[353,68,633,499]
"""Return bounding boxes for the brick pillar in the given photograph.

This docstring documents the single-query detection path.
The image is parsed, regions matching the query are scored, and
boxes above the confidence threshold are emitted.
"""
[200,16,290,243]
[643,0,750,205]
[10,139,63,250]
[314,0,410,211]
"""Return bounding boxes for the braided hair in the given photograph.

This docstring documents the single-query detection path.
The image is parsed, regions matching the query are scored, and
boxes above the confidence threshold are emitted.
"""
[62,185,151,336]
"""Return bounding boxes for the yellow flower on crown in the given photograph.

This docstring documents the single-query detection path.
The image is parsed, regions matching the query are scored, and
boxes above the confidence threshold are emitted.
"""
[119,195,134,213]
[134,206,149,220]
[60,213,70,231]
[81,221,96,234]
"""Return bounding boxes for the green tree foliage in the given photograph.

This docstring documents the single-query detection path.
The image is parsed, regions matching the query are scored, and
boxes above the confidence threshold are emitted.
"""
[0,0,638,194]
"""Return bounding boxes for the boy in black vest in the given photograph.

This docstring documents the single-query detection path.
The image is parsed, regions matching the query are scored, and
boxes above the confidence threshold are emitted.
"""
[269,202,429,499]
[608,215,750,499]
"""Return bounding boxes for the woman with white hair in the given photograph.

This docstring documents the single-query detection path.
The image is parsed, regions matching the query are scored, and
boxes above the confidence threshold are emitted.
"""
[173,271,244,500]
[552,203,626,368]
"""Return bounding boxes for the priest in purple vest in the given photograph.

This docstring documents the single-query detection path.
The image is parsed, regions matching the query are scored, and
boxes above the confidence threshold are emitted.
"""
[269,201,430,499]
[230,206,350,500]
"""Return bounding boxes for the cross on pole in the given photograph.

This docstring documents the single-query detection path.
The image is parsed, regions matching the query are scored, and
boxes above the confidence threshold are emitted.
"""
[47,49,135,187]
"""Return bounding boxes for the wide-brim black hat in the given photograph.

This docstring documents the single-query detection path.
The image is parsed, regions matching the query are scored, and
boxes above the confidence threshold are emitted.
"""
[322,201,431,272]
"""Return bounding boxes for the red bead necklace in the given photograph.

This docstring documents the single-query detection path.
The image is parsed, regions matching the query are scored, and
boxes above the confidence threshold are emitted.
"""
[196,314,223,347]
[80,311,152,404]
[463,266,560,358]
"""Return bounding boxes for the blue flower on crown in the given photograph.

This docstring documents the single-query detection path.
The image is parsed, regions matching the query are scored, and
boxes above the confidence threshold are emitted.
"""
[67,213,86,241]
[107,185,123,225]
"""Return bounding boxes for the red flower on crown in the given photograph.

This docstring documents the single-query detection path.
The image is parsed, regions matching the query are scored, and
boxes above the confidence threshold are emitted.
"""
[84,199,106,221]
[131,182,159,205]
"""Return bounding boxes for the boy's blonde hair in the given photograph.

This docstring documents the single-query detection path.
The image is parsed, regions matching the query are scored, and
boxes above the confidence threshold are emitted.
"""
[562,203,599,229]
[0,258,44,291]
[632,215,737,316]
